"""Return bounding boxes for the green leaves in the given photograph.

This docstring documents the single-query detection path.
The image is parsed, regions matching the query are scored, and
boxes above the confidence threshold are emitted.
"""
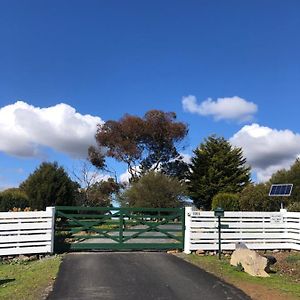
[20,162,78,210]
[269,159,300,210]
[187,135,251,209]
[0,188,29,211]
[119,172,187,208]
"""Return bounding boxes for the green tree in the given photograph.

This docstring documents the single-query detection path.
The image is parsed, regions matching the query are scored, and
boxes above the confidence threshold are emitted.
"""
[119,171,186,208]
[89,110,188,181]
[239,183,279,211]
[0,188,29,211]
[77,178,120,207]
[20,162,78,210]
[287,202,300,212]
[211,193,240,211]
[187,135,251,209]
[71,160,119,206]
[269,159,300,210]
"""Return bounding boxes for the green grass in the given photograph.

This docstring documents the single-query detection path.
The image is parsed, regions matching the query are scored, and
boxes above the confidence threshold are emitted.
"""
[285,253,300,264]
[179,253,300,299]
[0,255,62,300]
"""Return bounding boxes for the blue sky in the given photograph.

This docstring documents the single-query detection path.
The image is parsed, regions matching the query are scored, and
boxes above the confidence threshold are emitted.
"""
[0,0,300,188]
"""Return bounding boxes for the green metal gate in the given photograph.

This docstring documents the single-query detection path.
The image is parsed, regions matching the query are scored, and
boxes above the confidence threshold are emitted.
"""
[55,206,184,251]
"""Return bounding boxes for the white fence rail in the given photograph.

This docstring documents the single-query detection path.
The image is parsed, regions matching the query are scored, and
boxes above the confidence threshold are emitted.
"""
[184,207,300,254]
[0,207,55,256]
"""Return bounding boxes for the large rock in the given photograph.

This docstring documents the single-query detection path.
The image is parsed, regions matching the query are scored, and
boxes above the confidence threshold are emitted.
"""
[230,243,270,277]
[195,249,205,256]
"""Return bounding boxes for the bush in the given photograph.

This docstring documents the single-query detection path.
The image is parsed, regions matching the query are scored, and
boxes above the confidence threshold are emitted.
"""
[211,193,240,211]
[119,171,187,208]
[239,183,280,211]
[287,202,300,212]
[0,188,29,211]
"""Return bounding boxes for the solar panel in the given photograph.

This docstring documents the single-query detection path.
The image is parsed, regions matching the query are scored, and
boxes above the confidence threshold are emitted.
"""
[269,184,293,196]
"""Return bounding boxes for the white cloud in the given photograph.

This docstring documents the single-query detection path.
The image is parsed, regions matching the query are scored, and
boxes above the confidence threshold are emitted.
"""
[119,166,141,184]
[88,172,111,184]
[180,153,192,164]
[119,170,131,184]
[182,95,257,122]
[0,101,103,158]
[230,123,300,181]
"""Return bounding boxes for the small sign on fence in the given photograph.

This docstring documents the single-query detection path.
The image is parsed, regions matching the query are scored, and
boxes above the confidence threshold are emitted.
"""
[270,214,283,224]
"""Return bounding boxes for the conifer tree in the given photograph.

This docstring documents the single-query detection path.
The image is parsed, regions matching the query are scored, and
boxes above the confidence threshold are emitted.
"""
[187,135,250,209]
[20,162,78,209]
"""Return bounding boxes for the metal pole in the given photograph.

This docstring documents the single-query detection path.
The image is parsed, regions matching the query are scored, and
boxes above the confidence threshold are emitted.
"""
[218,216,221,260]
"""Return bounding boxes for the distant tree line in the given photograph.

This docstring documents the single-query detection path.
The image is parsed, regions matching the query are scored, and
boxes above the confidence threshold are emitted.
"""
[1,109,299,211]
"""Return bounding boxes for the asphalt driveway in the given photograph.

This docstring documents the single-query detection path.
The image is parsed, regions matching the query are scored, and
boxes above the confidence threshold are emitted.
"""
[48,252,250,300]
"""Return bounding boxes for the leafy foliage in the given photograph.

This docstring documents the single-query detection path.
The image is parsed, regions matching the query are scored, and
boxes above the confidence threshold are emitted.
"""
[239,183,280,211]
[269,159,300,210]
[287,202,300,212]
[20,162,78,210]
[77,178,120,207]
[119,171,187,208]
[0,188,29,211]
[187,135,251,210]
[160,158,190,180]
[211,193,240,211]
[90,110,188,180]
[71,160,119,206]
[88,146,106,169]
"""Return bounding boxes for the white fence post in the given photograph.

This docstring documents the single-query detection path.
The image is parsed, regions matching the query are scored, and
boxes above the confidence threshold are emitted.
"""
[46,207,56,254]
[184,207,192,254]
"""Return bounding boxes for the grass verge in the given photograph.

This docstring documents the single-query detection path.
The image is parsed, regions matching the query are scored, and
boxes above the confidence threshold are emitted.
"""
[0,255,62,300]
[176,252,300,300]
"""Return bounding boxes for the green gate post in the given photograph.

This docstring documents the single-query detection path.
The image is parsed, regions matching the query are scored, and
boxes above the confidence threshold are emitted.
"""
[119,209,124,246]
[214,207,224,260]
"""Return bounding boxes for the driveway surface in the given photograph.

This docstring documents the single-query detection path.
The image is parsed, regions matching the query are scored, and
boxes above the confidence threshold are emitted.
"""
[48,253,250,300]
[81,224,182,244]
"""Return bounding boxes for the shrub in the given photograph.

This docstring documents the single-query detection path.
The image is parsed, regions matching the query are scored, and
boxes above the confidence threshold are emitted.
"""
[0,188,29,211]
[239,183,280,211]
[287,201,300,212]
[211,193,240,211]
[119,171,187,208]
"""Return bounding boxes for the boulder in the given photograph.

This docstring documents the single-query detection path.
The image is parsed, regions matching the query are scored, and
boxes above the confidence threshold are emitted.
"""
[230,243,270,277]
[235,242,249,249]
[195,249,205,256]
[167,249,179,254]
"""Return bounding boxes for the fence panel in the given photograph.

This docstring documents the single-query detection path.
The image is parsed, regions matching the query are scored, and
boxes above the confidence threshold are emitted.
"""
[184,208,300,253]
[0,207,55,256]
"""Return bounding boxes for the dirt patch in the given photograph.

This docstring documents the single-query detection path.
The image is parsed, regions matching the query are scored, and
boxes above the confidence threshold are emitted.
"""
[224,275,299,300]
[265,250,300,282]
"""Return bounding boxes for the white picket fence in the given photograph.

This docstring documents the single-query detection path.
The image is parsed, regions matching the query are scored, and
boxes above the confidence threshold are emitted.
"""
[0,207,55,256]
[184,207,300,254]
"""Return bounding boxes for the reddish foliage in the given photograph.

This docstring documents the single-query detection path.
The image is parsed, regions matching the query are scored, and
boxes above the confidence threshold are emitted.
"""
[90,110,188,178]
